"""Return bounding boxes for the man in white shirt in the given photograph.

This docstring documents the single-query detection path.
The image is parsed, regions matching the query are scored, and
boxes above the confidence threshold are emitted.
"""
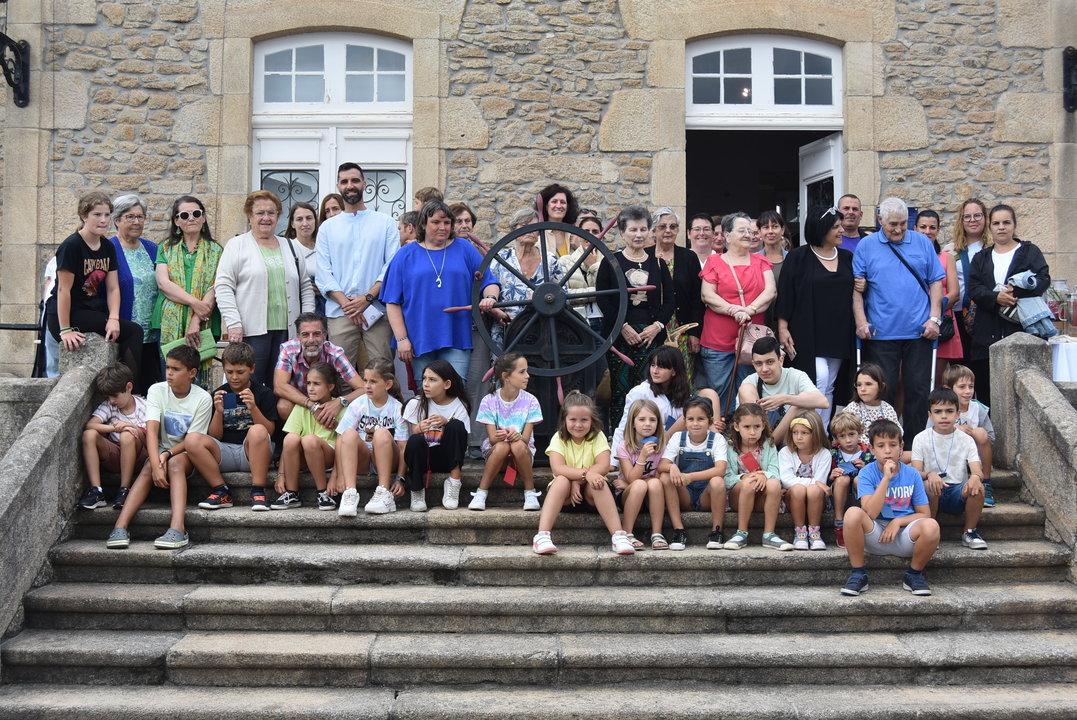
[316,162,400,369]
[737,336,829,445]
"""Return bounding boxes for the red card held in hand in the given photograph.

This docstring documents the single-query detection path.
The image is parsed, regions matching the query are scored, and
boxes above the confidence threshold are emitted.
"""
[739,451,762,473]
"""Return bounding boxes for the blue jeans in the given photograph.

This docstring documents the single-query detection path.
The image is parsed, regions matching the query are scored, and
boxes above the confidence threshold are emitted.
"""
[700,346,749,416]
[412,347,472,387]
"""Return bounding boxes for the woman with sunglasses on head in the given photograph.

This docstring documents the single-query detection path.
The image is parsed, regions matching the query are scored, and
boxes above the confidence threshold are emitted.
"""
[151,196,222,388]
[774,205,855,428]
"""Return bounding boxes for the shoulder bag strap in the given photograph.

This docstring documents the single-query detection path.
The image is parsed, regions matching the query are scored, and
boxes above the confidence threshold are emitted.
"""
[885,242,929,298]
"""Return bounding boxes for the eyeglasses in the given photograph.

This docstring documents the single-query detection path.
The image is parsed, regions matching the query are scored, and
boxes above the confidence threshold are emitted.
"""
[253,210,279,218]
[962,213,984,221]
[176,209,204,220]
[655,223,680,232]
[820,207,839,220]
[689,225,713,233]
[120,213,145,222]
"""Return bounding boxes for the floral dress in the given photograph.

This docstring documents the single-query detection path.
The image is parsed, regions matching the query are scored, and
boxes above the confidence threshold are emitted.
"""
[489,247,564,347]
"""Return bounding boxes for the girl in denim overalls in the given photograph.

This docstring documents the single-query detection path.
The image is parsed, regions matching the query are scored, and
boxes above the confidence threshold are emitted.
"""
[658,397,729,550]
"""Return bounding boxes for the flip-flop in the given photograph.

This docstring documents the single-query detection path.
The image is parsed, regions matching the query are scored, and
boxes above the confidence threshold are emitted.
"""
[626,533,645,550]
[651,533,669,550]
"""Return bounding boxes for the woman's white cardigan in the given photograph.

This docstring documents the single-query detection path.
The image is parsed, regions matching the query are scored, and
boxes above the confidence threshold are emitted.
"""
[215,231,315,338]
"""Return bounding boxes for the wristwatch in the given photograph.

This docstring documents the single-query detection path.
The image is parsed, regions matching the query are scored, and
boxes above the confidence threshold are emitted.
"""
[364,293,375,303]
[929,316,942,325]
[340,396,350,408]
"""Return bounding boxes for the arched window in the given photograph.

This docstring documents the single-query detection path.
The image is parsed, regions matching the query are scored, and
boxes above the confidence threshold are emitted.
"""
[686,35,843,129]
[252,33,413,228]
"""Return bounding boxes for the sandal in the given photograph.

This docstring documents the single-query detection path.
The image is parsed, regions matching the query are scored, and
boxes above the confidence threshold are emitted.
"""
[651,533,669,550]
[626,533,645,550]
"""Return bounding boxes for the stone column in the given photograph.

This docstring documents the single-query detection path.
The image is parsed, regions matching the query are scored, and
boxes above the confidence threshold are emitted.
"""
[989,332,1050,468]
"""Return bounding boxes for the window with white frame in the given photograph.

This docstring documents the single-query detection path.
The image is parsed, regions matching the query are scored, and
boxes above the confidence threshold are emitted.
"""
[253,33,413,227]
[686,35,843,129]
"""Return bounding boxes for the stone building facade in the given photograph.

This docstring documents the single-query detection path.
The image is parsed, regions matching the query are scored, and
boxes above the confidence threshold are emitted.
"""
[0,0,1074,374]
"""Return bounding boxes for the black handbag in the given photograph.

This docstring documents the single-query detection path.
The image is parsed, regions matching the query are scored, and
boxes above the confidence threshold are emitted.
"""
[885,242,955,342]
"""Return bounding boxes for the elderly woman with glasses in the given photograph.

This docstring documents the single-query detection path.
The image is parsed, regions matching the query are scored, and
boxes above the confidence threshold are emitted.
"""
[597,205,675,430]
[775,205,856,427]
[490,208,564,347]
[652,207,704,386]
[215,190,315,388]
[109,194,160,389]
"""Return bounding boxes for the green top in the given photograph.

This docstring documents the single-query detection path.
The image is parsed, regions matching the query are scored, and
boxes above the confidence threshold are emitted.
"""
[258,243,288,332]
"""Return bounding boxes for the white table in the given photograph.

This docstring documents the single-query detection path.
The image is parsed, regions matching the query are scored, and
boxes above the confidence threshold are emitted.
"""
[1051,339,1077,382]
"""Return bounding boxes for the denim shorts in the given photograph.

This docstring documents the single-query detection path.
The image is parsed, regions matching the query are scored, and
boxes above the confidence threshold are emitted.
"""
[939,479,969,515]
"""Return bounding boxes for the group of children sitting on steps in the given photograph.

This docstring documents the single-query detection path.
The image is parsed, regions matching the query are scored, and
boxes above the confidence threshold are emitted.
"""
[80,337,996,597]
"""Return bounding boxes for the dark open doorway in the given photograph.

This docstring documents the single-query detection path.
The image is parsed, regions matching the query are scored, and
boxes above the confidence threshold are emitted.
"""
[686,129,833,244]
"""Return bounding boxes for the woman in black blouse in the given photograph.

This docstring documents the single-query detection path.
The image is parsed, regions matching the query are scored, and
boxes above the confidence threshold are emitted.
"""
[652,207,704,387]
[597,205,675,430]
[967,204,1051,407]
[775,205,855,427]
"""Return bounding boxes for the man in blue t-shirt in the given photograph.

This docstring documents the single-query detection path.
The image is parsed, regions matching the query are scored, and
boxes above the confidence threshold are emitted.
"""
[839,419,940,597]
[852,196,946,448]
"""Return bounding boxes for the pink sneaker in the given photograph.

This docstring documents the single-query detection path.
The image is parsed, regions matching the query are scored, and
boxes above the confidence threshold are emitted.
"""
[533,531,558,555]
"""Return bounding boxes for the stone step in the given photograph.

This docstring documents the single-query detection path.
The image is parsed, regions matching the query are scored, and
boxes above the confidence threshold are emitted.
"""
[2,682,1076,719]
[69,502,1048,545]
[48,539,1070,587]
[93,466,1027,507]
[3,629,1076,687]
[22,581,1077,635]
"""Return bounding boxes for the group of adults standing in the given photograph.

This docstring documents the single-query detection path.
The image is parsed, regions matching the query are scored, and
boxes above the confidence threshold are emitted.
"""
[47,172,1052,451]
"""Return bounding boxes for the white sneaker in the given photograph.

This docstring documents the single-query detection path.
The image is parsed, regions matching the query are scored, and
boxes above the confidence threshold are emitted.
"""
[611,530,636,555]
[410,488,428,513]
[468,489,488,511]
[522,490,542,511]
[809,526,827,551]
[364,486,397,515]
[442,478,462,509]
[532,531,558,555]
[337,488,360,518]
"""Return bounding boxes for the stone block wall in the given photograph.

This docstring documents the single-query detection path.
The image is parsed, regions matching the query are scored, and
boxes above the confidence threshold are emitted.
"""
[444,0,655,239]
[879,0,1056,248]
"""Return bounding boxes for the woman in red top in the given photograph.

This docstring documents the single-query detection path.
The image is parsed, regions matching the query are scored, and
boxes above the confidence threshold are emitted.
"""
[699,212,776,414]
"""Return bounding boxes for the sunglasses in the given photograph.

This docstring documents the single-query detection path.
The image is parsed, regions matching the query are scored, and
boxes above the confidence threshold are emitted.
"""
[176,209,204,221]
[820,207,839,220]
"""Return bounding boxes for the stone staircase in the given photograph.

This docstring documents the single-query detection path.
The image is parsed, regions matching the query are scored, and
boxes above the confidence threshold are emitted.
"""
[1,465,1076,718]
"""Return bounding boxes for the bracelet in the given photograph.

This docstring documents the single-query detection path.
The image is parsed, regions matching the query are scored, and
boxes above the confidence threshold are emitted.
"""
[107,316,119,321]
[164,450,173,460]
[59,326,76,333]
[397,336,410,343]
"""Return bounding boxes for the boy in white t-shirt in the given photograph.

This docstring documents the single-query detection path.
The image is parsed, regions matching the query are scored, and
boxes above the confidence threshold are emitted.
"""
[106,345,212,551]
[737,337,828,446]
[942,364,996,507]
[79,363,148,511]
[911,388,987,550]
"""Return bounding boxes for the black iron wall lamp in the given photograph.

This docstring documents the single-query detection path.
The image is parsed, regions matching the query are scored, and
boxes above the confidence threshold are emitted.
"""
[0,0,29,108]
